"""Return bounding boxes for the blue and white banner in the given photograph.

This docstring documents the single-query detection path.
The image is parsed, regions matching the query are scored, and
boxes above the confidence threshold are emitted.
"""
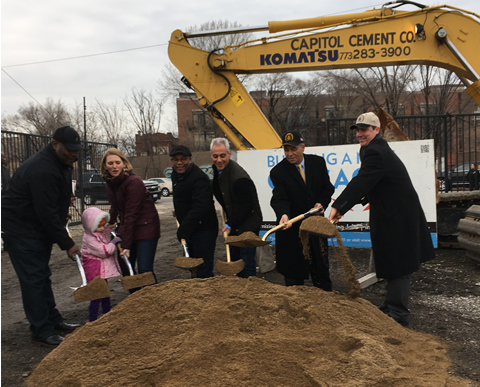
[237,140,437,247]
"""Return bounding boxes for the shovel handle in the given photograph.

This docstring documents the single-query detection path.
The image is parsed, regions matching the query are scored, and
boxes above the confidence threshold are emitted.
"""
[180,239,190,258]
[262,206,324,241]
[120,252,135,276]
[75,254,88,287]
[220,210,232,263]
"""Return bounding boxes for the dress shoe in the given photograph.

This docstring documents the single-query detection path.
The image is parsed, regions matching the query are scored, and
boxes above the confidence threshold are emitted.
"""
[54,321,82,332]
[32,334,64,348]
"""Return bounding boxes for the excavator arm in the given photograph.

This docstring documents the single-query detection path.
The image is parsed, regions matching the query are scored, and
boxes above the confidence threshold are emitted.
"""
[168,2,480,149]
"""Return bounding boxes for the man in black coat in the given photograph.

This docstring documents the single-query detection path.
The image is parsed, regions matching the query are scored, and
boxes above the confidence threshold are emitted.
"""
[170,145,218,278]
[211,138,262,278]
[270,131,335,290]
[329,112,435,326]
[1,126,83,347]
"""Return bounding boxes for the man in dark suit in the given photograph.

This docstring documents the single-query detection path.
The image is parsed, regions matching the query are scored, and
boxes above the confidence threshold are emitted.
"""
[329,112,435,326]
[270,131,335,290]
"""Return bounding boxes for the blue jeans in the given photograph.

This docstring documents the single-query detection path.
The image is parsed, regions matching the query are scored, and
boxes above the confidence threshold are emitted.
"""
[118,238,158,293]
[188,227,217,278]
[3,234,63,340]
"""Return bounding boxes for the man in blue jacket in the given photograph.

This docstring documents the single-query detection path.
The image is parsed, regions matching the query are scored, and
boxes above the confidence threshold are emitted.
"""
[2,126,83,347]
[329,112,435,326]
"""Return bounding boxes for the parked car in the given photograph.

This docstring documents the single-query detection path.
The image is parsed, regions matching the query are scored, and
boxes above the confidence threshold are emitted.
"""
[437,162,479,191]
[148,177,172,197]
[74,172,161,205]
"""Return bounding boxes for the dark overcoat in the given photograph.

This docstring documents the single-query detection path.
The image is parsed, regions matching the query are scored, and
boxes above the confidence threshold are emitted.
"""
[270,154,334,279]
[332,134,435,279]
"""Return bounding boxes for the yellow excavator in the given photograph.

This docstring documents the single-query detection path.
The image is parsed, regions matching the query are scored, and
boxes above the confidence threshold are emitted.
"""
[168,1,480,150]
[168,1,480,247]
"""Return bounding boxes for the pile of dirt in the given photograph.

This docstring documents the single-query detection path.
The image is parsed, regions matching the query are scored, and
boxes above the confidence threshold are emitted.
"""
[27,276,469,387]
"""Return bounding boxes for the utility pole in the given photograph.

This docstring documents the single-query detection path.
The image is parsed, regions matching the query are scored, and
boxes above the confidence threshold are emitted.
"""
[83,97,87,142]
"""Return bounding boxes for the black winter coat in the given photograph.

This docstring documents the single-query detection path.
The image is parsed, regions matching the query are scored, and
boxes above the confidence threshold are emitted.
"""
[1,144,74,250]
[270,154,334,279]
[172,163,218,241]
[332,134,435,279]
[212,160,262,235]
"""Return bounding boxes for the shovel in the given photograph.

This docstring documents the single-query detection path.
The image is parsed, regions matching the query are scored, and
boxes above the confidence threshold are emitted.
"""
[215,211,245,276]
[298,216,338,238]
[65,221,110,302]
[71,254,111,302]
[173,220,204,270]
[226,207,326,248]
[110,229,156,290]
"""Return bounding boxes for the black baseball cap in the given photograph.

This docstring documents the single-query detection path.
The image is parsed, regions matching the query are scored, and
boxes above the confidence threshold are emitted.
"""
[52,126,82,150]
[169,145,192,157]
[282,131,304,146]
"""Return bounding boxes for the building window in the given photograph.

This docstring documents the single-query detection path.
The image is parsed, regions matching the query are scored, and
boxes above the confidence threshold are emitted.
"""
[287,108,310,126]
[325,105,345,119]
[192,110,215,130]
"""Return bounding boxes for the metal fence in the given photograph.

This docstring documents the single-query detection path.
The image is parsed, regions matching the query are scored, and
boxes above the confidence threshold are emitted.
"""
[1,131,116,225]
[326,113,480,192]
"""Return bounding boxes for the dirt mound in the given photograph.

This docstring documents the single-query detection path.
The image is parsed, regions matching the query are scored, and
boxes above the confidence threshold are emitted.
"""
[27,277,469,387]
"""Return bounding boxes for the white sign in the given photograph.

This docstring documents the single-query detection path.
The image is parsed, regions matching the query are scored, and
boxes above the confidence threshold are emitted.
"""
[237,140,437,247]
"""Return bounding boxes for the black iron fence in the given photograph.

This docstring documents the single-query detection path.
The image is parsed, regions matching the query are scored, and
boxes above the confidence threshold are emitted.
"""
[1,131,116,225]
[326,113,480,192]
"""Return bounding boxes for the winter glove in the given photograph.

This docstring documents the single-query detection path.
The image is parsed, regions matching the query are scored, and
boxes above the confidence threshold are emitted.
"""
[111,237,122,245]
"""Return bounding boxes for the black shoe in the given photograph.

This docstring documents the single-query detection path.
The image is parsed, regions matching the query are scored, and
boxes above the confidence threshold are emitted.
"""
[32,334,64,348]
[54,321,82,332]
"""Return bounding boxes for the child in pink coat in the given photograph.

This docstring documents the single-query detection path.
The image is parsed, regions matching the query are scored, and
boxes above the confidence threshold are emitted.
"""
[81,207,122,322]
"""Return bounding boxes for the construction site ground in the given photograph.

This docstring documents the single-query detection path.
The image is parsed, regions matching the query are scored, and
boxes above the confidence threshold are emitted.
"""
[1,197,479,386]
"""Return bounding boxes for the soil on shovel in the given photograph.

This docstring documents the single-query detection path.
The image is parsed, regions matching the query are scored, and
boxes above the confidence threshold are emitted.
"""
[27,276,469,387]
[120,272,155,290]
[174,256,204,269]
[73,276,110,303]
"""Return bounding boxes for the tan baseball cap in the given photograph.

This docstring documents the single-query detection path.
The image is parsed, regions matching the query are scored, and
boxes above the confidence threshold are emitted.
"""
[350,112,380,129]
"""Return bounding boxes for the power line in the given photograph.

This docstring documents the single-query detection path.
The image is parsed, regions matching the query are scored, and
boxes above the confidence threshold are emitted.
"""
[1,43,168,69]
[1,69,44,108]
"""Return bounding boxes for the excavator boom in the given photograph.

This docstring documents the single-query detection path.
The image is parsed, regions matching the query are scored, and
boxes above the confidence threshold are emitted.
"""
[168,3,480,149]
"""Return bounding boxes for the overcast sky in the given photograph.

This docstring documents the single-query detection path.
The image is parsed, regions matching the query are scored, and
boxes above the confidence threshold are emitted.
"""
[2,0,480,133]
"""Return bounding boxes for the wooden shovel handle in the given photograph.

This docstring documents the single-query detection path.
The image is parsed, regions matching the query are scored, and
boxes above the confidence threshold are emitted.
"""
[261,207,325,241]
[220,210,232,263]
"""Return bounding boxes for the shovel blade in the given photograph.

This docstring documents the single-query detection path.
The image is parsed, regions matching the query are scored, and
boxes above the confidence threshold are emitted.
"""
[73,276,110,303]
[299,217,338,238]
[121,272,156,290]
[174,256,204,269]
[215,259,245,276]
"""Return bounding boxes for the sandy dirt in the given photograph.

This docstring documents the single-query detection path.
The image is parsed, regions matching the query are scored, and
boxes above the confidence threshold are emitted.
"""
[2,197,480,386]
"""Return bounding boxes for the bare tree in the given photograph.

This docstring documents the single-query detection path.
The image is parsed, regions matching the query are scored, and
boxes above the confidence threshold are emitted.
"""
[69,101,103,143]
[351,66,417,116]
[410,66,468,115]
[123,88,164,177]
[93,100,130,145]
[4,98,71,135]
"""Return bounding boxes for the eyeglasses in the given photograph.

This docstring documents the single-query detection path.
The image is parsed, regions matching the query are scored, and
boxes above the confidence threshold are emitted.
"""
[171,156,189,163]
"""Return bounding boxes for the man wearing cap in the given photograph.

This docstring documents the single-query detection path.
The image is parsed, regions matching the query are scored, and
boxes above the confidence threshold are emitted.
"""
[210,137,262,278]
[270,130,335,290]
[170,145,218,278]
[1,126,83,347]
[329,112,435,326]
